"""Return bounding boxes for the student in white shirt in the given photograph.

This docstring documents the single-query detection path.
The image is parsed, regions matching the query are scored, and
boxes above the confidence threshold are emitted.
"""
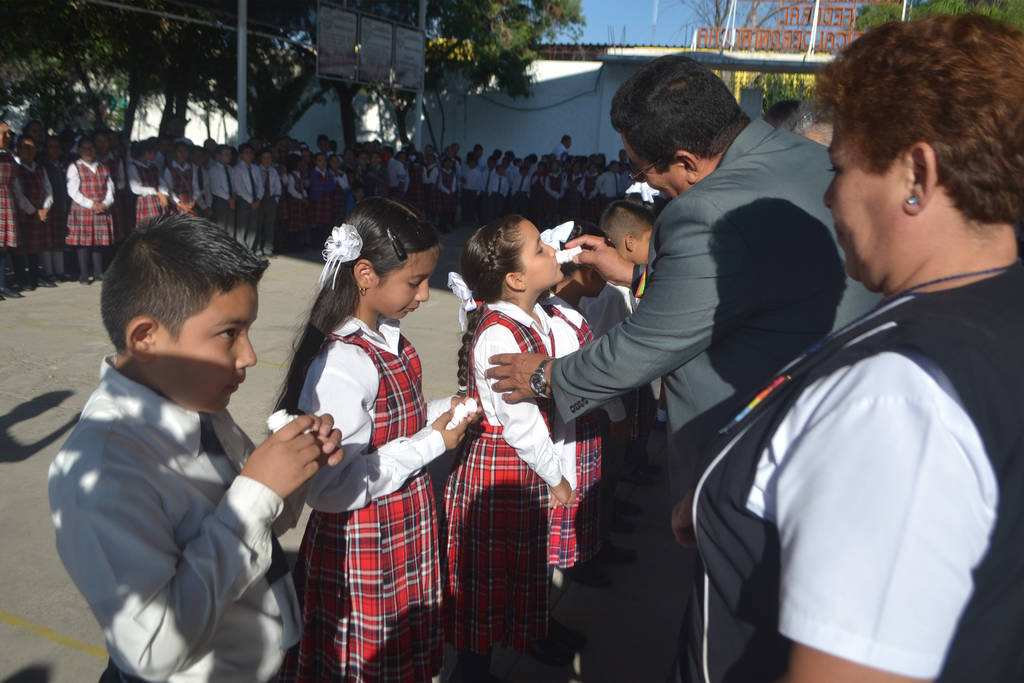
[445,215,574,680]
[255,149,282,256]
[387,150,410,199]
[459,155,485,227]
[128,140,170,229]
[162,141,202,216]
[65,136,116,283]
[275,198,473,682]
[232,144,263,251]
[594,161,622,213]
[49,215,342,683]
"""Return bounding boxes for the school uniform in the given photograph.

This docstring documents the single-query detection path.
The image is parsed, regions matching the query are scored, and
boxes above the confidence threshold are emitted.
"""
[581,171,600,222]
[43,157,69,263]
[422,162,439,216]
[480,167,508,223]
[14,157,54,263]
[162,161,201,216]
[459,164,484,226]
[208,161,235,232]
[528,171,547,225]
[255,164,281,255]
[564,173,584,221]
[281,317,447,682]
[49,359,302,682]
[594,170,619,213]
[544,298,603,568]
[128,160,167,230]
[283,171,307,237]
[193,161,212,215]
[507,169,531,217]
[232,160,263,249]
[66,159,115,247]
[544,171,565,224]
[0,149,19,250]
[387,157,409,199]
[406,160,425,210]
[307,167,334,232]
[445,301,563,655]
[436,167,458,231]
[330,169,349,225]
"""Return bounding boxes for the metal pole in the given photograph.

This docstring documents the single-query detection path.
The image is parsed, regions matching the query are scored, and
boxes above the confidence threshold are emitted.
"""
[237,0,247,143]
[413,0,426,146]
[901,0,910,21]
[806,0,821,58]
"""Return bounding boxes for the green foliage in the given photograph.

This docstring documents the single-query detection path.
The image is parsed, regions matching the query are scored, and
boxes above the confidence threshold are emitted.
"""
[858,0,1024,29]
[759,73,815,110]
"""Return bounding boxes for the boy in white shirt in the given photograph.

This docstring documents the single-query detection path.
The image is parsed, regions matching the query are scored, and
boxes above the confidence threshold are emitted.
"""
[49,215,343,682]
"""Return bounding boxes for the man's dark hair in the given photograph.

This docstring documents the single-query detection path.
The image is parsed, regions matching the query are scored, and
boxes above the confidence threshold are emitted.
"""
[600,199,655,242]
[610,55,749,168]
[561,134,571,143]
[101,215,268,352]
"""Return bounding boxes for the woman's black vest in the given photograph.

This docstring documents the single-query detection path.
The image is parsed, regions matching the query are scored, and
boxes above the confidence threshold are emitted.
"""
[684,266,1024,682]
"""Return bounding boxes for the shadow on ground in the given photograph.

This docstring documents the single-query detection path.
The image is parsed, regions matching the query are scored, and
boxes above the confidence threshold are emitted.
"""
[0,391,79,464]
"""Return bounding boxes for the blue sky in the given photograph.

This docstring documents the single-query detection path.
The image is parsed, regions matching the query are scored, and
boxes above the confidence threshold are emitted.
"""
[559,0,701,46]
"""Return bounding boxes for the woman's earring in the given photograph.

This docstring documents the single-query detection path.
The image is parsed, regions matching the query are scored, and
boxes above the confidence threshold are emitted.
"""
[906,195,919,206]
[358,286,367,296]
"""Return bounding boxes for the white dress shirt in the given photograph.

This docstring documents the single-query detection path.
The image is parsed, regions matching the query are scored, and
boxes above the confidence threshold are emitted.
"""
[207,161,234,201]
[162,161,202,204]
[472,301,563,488]
[545,172,566,200]
[299,316,450,513]
[742,347,996,678]
[128,160,169,196]
[284,171,306,200]
[387,158,409,191]
[595,170,618,198]
[66,160,115,209]
[485,171,509,197]
[48,359,301,682]
[13,159,54,213]
[331,168,349,194]
[422,163,438,185]
[232,162,263,204]
[101,153,126,190]
[462,165,485,192]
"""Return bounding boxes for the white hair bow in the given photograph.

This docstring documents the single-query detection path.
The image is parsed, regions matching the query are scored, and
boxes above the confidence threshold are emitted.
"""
[447,271,478,331]
[539,220,575,249]
[319,223,363,290]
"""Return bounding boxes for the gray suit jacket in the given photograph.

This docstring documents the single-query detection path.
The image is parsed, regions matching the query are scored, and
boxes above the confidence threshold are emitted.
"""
[550,120,878,499]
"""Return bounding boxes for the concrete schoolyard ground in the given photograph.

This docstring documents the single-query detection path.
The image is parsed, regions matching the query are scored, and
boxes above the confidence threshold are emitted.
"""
[0,226,692,683]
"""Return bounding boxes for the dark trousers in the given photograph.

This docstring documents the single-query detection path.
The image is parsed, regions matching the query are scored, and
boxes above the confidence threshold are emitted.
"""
[508,191,529,217]
[255,198,278,254]
[481,192,505,223]
[211,196,234,234]
[234,199,257,249]
[460,190,480,226]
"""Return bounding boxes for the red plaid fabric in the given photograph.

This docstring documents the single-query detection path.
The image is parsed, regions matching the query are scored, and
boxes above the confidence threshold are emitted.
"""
[0,151,17,248]
[437,169,458,214]
[66,161,114,246]
[545,173,564,219]
[167,164,195,215]
[16,162,51,253]
[285,172,306,233]
[331,174,347,225]
[544,305,603,567]
[445,309,553,654]
[281,333,443,683]
[308,170,334,227]
[133,162,164,228]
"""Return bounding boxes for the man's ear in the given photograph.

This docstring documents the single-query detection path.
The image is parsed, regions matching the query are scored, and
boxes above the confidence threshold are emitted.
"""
[124,316,161,358]
[624,233,636,253]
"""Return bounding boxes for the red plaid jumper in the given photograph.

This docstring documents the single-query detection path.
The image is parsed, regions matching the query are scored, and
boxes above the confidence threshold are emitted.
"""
[308,169,334,227]
[564,173,584,222]
[544,305,603,567]
[0,151,18,248]
[444,310,553,654]
[16,162,51,253]
[437,169,457,215]
[285,172,306,233]
[331,172,347,225]
[281,334,443,683]
[66,161,114,246]
[545,172,564,219]
[133,162,164,228]
[167,164,195,215]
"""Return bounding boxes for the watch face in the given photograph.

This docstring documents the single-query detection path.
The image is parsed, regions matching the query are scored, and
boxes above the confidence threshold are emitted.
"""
[529,368,546,395]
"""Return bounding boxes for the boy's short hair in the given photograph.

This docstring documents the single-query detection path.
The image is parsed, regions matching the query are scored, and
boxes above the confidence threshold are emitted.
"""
[101,215,269,352]
[600,200,655,244]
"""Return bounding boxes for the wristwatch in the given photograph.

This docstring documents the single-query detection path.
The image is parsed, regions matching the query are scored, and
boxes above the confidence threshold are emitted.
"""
[529,359,552,397]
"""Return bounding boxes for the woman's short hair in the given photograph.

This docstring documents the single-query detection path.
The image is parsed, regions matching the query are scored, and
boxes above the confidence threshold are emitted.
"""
[816,14,1024,225]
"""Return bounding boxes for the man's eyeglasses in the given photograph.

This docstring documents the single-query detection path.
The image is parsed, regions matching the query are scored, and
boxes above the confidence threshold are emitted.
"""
[628,160,660,183]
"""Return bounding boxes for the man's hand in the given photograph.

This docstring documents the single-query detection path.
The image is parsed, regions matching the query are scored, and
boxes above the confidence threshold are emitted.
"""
[671,490,696,547]
[242,414,342,500]
[485,352,552,404]
[565,234,634,286]
[38,208,49,222]
[252,199,260,210]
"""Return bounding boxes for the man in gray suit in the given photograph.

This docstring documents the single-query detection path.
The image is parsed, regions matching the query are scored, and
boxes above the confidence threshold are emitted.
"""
[487,55,877,534]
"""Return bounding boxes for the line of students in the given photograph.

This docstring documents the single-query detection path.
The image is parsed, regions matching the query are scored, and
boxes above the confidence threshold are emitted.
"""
[48,195,658,682]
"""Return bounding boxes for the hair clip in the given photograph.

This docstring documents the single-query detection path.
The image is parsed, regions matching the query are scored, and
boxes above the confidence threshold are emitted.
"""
[386,227,407,261]
[447,272,478,331]
[319,223,362,290]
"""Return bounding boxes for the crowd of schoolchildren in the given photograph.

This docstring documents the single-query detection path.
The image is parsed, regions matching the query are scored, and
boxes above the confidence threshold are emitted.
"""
[37,114,669,681]
[0,122,647,303]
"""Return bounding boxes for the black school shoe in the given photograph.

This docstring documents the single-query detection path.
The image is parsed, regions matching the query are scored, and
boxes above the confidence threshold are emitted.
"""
[0,286,24,298]
[36,279,57,288]
[529,636,574,667]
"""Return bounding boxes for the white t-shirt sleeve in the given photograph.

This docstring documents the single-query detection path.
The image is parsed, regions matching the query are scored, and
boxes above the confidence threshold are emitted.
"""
[748,351,998,678]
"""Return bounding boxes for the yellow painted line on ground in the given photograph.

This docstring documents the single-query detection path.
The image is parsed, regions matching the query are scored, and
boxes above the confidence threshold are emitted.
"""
[258,359,286,368]
[21,321,107,340]
[0,608,106,658]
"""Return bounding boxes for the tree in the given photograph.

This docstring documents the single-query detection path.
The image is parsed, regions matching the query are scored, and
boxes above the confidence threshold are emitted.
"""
[857,0,1024,29]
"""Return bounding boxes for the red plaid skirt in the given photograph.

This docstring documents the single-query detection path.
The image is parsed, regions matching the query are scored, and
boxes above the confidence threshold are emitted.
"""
[134,194,163,229]
[281,470,443,682]
[548,414,602,567]
[286,196,306,233]
[0,153,17,248]
[67,203,114,246]
[444,423,551,654]
[16,165,51,253]
[331,185,346,225]
[309,195,333,227]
